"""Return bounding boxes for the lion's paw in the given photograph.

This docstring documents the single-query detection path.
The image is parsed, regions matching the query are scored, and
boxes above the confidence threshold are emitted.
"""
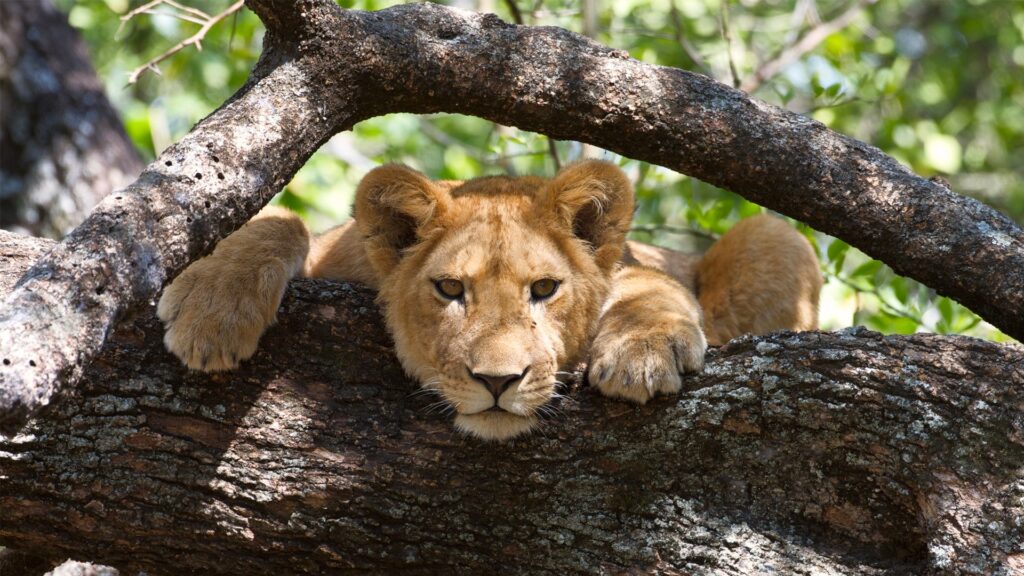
[588,320,707,404]
[156,258,290,372]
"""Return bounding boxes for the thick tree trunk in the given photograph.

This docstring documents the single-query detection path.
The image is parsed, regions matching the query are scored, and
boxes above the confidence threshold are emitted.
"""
[1,231,1021,576]
[1,0,1023,433]
[0,0,143,239]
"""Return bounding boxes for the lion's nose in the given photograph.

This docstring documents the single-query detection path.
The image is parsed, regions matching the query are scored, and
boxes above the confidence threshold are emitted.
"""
[468,367,530,400]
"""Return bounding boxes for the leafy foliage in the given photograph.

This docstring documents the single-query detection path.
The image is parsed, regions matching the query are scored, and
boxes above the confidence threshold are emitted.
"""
[58,0,1021,341]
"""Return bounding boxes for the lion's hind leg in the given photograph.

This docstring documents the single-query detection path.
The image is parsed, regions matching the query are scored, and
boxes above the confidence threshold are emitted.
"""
[695,214,822,346]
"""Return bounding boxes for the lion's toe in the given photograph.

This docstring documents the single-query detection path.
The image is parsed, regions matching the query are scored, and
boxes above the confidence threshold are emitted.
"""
[589,323,707,404]
[158,260,285,373]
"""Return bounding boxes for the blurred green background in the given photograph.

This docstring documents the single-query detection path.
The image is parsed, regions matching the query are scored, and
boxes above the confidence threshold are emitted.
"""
[55,0,1022,341]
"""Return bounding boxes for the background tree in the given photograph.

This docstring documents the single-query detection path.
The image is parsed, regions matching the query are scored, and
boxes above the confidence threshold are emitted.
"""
[0,0,143,238]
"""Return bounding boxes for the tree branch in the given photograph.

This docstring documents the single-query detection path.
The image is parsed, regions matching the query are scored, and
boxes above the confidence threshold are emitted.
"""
[124,0,245,84]
[1,1,1021,446]
[719,1,742,88]
[0,231,1020,574]
[741,0,876,93]
[502,0,524,25]
[667,0,711,76]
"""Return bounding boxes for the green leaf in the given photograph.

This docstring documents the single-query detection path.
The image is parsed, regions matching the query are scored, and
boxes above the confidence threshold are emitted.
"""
[274,189,309,216]
[810,74,824,97]
[937,298,955,326]
[827,240,849,273]
[891,277,910,304]
[851,260,883,279]
[827,239,849,261]
[868,311,920,335]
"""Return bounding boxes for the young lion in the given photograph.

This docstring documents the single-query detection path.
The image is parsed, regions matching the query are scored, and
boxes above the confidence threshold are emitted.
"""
[158,161,821,440]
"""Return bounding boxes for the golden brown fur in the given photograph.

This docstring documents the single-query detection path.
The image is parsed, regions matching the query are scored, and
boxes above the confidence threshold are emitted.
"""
[158,161,821,440]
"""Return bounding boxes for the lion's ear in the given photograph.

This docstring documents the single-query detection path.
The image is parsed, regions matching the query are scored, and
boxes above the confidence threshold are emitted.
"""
[540,160,634,272]
[354,164,451,276]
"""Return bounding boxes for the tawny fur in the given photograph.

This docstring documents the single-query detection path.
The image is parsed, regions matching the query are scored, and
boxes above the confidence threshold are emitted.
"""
[158,161,822,441]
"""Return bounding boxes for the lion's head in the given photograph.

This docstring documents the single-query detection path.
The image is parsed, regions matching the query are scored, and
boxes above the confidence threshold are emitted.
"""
[354,160,634,441]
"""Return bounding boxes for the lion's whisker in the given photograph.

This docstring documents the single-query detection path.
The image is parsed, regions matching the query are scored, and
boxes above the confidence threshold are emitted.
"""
[422,399,454,415]
[536,404,566,419]
[406,387,439,400]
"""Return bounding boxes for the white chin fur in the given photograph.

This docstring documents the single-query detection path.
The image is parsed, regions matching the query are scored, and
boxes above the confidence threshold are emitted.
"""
[454,412,538,441]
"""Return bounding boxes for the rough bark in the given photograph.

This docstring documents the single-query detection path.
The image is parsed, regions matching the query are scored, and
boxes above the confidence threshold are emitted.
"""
[0,547,55,576]
[1,0,1022,432]
[0,231,1022,576]
[0,0,143,238]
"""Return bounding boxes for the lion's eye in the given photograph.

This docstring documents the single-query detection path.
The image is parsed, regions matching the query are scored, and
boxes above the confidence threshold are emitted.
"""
[530,279,559,300]
[434,279,465,300]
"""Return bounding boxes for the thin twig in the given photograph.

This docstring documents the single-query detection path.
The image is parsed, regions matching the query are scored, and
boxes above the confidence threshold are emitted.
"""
[719,1,741,89]
[126,0,245,84]
[117,0,211,35]
[782,0,815,47]
[547,137,562,170]
[805,95,868,113]
[526,8,580,20]
[581,0,597,38]
[481,150,551,169]
[228,5,240,51]
[489,125,520,175]
[824,269,924,325]
[741,0,875,93]
[630,225,719,242]
[161,0,211,20]
[416,118,487,162]
[117,0,160,35]
[503,0,524,24]
[667,1,712,76]
[489,150,550,160]
[140,9,207,26]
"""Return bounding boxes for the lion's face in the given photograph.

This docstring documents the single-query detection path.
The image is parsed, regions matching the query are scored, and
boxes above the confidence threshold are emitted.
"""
[355,161,634,440]
[382,199,609,440]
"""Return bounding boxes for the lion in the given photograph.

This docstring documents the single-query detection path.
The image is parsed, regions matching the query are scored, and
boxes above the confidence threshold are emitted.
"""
[157,160,821,440]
